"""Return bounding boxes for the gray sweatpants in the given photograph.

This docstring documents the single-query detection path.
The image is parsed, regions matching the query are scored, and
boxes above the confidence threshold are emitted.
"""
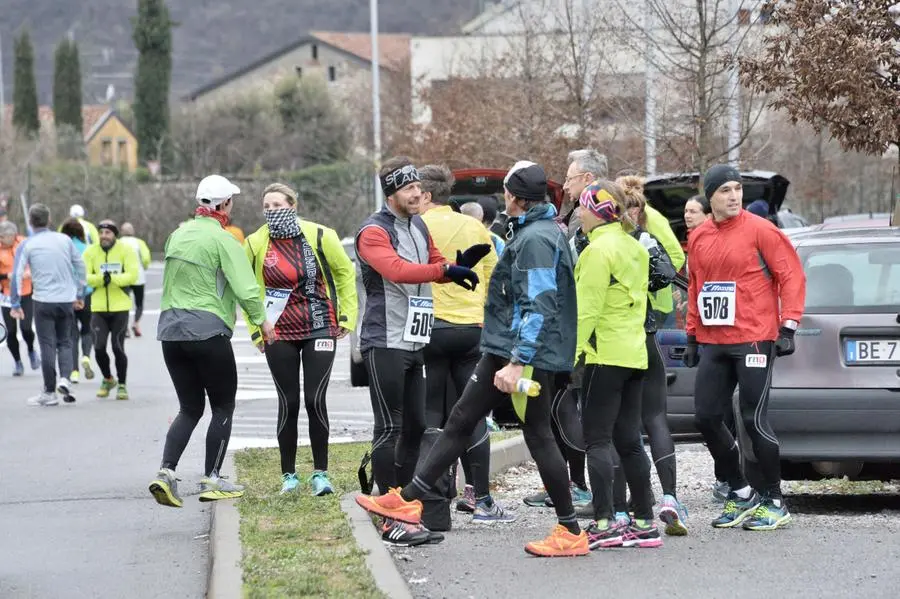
[33,301,75,393]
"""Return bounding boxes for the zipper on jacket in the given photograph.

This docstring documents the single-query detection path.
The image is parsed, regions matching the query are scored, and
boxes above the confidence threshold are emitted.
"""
[104,249,110,310]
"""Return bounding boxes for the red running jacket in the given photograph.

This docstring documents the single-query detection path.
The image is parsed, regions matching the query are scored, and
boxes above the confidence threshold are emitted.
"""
[687,210,805,345]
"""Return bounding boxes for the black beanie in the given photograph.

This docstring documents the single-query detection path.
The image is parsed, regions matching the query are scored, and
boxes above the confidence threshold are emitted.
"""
[504,161,547,202]
[703,164,741,201]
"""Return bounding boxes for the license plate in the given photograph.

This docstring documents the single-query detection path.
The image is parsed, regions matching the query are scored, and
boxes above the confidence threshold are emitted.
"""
[845,339,900,364]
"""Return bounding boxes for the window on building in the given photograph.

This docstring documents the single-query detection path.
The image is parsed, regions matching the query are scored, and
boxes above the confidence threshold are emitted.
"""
[328,66,336,82]
[738,8,751,25]
[101,139,113,166]
[311,44,318,60]
[295,66,303,78]
[118,140,128,166]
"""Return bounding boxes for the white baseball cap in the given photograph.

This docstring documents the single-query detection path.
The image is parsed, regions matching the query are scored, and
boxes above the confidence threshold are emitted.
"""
[70,204,85,218]
[195,175,240,206]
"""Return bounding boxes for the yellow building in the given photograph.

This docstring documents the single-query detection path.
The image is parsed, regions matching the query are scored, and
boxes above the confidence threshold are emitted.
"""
[83,107,139,172]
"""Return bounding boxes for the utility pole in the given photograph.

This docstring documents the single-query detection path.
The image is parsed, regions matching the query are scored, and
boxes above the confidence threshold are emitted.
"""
[644,1,657,175]
[0,32,6,135]
[726,0,742,166]
[370,0,384,212]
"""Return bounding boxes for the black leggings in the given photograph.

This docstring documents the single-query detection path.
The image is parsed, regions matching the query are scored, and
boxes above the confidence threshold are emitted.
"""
[92,311,128,383]
[161,336,237,476]
[365,347,427,492]
[551,383,587,489]
[694,340,781,497]
[131,285,145,322]
[613,333,677,507]
[583,364,654,521]
[2,295,35,361]
[266,337,336,473]
[71,294,93,367]
[423,325,490,498]
[403,354,577,528]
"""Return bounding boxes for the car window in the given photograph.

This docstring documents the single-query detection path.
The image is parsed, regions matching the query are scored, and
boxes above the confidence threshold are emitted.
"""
[800,243,900,313]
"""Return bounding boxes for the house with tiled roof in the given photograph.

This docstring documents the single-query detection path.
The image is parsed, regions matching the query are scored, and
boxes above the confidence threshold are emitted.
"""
[3,104,138,171]
[183,31,411,104]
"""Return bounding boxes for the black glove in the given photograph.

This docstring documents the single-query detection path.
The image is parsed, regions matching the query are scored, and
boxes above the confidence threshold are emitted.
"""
[103,271,112,287]
[574,230,590,255]
[683,335,700,368]
[0,273,7,281]
[456,243,492,269]
[775,326,796,357]
[445,264,479,291]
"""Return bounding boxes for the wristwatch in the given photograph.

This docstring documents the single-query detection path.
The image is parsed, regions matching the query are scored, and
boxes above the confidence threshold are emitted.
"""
[782,319,799,331]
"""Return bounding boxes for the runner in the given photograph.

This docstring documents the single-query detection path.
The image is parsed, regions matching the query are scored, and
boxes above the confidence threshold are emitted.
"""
[10,204,86,405]
[83,220,138,400]
[118,222,152,337]
[355,160,589,558]
[418,164,511,523]
[60,218,95,383]
[684,194,712,233]
[64,204,100,246]
[149,175,274,508]
[684,164,806,530]
[0,221,38,376]
[355,156,484,546]
[573,180,660,549]
[243,183,357,496]
[615,175,687,535]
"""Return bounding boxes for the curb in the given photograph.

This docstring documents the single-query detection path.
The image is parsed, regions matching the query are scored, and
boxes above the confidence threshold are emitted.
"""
[456,433,529,492]
[341,493,415,599]
[207,455,243,599]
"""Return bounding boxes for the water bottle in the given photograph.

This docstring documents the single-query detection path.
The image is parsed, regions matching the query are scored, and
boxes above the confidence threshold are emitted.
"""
[515,378,541,397]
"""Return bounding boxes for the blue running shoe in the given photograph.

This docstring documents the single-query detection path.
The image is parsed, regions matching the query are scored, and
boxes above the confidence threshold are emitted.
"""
[280,472,300,494]
[659,494,688,536]
[310,471,334,496]
[742,497,792,531]
[712,480,730,503]
[712,491,761,528]
[472,498,517,524]
[614,511,632,528]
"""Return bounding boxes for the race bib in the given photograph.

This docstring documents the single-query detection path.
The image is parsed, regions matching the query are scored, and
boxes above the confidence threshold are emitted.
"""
[314,339,335,352]
[403,296,434,343]
[698,281,736,326]
[264,288,292,324]
[0,293,11,308]
[99,262,123,274]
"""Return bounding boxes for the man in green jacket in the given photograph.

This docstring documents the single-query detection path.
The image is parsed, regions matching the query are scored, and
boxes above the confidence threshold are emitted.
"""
[149,175,274,508]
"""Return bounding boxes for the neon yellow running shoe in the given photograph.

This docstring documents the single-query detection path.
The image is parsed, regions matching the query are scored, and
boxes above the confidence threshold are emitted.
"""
[149,468,183,508]
[96,378,116,398]
[199,475,245,502]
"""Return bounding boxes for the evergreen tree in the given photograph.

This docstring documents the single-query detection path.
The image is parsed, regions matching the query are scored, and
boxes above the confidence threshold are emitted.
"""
[12,29,40,138]
[132,0,174,164]
[53,38,84,132]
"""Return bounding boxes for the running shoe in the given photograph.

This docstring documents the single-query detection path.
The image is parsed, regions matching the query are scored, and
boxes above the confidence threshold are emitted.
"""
[523,489,550,507]
[381,519,430,547]
[97,378,116,398]
[584,519,626,549]
[622,519,663,548]
[116,384,129,400]
[132,324,142,337]
[712,480,730,503]
[524,524,589,557]
[27,391,59,407]
[659,494,689,536]
[13,361,24,377]
[149,468,183,508]
[29,350,39,371]
[614,511,632,528]
[57,378,75,404]
[423,527,445,544]
[472,499,517,524]
[712,490,761,528]
[485,416,500,432]
[199,474,245,502]
[456,484,476,513]
[571,484,592,509]
[70,370,80,384]
[742,496,792,531]
[310,471,334,496]
[82,356,94,380]
[280,473,300,494]
[355,488,422,524]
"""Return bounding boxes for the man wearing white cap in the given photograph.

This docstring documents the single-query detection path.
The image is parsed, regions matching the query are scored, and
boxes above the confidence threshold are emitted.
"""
[148,175,275,508]
[65,205,100,246]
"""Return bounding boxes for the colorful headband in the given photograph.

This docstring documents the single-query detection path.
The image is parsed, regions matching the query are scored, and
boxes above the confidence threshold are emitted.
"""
[381,164,420,197]
[579,187,620,223]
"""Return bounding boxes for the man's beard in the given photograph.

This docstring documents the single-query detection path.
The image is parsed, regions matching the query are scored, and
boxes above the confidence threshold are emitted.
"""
[100,240,115,251]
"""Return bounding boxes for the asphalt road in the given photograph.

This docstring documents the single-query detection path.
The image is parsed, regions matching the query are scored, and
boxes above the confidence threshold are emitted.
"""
[0,263,372,599]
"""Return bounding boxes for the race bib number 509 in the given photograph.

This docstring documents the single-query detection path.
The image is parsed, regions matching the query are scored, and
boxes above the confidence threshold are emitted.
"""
[403,296,434,343]
[698,281,736,326]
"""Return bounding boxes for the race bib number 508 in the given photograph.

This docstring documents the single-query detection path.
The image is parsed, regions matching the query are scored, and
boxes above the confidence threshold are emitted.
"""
[698,281,736,326]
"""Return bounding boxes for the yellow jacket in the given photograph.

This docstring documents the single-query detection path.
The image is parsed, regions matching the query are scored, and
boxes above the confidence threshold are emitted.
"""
[84,241,139,312]
[422,205,498,325]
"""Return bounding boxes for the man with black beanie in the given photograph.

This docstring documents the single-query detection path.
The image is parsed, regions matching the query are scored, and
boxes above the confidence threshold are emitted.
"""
[355,160,589,557]
[683,163,806,531]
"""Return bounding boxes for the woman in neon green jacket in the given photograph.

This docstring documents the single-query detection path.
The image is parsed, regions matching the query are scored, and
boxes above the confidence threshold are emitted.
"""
[243,183,358,496]
[574,180,660,550]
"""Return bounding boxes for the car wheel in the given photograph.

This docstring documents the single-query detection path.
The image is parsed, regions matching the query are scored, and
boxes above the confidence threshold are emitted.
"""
[350,356,369,387]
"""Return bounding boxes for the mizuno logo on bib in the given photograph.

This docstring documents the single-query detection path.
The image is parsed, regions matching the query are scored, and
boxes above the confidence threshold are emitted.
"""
[403,296,434,343]
[698,281,736,326]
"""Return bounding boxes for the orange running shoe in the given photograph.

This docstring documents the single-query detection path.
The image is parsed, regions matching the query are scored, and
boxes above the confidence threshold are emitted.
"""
[355,488,423,524]
[524,524,590,557]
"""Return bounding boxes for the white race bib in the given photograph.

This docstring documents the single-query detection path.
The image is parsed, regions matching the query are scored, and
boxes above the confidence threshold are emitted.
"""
[698,281,736,326]
[264,288,292,324]
[99,262,123,274]
[0,293,11,308]
[403,296,434,343]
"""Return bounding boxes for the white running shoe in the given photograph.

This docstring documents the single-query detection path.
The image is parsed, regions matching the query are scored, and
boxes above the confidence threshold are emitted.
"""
[27,392,60,407]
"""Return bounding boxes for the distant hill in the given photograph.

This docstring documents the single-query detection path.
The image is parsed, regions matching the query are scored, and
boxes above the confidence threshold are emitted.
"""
[0,0,483,106]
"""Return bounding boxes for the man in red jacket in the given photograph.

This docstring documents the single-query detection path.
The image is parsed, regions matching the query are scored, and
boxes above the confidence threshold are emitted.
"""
[684,164,806,532]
